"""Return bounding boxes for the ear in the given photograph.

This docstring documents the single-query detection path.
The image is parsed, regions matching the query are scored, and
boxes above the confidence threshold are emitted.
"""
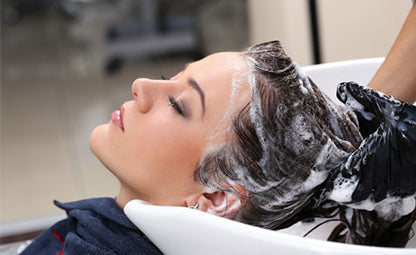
[186,184,246,217]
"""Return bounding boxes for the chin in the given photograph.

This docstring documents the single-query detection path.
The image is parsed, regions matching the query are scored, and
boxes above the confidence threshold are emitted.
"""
[90,124,107,151]
[89,123,131,188]
[90,124,115,171]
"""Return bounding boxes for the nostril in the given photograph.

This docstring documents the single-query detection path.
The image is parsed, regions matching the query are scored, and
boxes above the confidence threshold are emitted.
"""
[132,80,141,100]
[131,78,161,113]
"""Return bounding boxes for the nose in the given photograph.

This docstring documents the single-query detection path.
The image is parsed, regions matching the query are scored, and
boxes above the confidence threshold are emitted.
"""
[131,78,175,113]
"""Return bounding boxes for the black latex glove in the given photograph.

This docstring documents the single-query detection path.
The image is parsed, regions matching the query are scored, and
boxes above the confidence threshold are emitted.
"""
[327,82,416,204]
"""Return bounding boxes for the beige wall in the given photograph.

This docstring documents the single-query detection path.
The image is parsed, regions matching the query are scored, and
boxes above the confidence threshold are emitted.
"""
[247,0,313,66]
[319,0,411,62]
[248,0,412,65]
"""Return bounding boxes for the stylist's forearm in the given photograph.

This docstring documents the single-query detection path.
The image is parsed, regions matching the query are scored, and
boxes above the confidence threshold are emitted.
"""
[368,4,416,104]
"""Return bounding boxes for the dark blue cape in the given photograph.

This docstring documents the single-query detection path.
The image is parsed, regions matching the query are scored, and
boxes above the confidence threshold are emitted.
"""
[20,197,163,255]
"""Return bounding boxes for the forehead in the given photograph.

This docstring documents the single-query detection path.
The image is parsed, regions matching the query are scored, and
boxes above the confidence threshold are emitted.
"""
[193,52,247,72]
[188,52,249,93]
[187,52,251,137]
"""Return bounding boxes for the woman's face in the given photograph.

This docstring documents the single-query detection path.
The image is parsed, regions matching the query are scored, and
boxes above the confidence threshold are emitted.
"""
[90,52,249,207]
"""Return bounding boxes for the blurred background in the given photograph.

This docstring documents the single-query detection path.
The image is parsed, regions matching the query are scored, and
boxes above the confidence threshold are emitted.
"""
[0,0,412,242]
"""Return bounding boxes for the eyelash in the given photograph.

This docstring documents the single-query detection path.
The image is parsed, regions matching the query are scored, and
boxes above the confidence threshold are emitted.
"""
[168,96,185,116]
[161,75,185,116]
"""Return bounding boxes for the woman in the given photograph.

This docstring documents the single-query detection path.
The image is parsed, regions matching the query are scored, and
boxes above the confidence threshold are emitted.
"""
[21,41,416,254]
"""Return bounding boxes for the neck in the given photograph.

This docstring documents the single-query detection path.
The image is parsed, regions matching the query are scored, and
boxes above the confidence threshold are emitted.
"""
[116,185,145,209]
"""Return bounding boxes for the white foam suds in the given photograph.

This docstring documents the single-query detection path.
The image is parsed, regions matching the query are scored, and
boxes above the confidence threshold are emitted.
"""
[344,207,354,223]
[234,164,282,193]
[327,174,359,203]
[325,100,348,139]
[292,115,313,140]
[347,198,378,211]
[372,196,415,222]
[314,139,346,168]
[299,81,309,95]
[342,88,375,121]
[295,63,314,96]
[246,63,269,173]
[206,198,226,216]
[300,170,328,192]
[328,175,416,221]
[231,72,245,101]
[225,197,242,215]
[232,162,299,208]
[345,195,416,222]
[206,195,243,216]
[344,95,365,113]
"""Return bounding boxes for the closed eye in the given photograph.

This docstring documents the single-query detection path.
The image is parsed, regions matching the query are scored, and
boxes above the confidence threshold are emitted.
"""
[168,96,185,116]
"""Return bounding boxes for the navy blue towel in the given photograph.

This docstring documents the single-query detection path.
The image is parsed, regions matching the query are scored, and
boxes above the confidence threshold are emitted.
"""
[20,197,163,255]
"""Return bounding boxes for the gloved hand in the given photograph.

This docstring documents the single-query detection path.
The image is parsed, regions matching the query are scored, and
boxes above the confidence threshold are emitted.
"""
[326,82,416,204]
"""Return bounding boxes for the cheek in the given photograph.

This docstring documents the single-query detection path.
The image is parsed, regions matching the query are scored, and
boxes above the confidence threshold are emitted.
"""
[124,115,206,170]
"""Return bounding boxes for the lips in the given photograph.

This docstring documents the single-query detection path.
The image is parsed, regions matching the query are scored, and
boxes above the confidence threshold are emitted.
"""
[111,104,125,132]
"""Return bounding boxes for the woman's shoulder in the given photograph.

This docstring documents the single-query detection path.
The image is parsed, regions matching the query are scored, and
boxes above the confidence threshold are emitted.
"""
[21,197,163,255]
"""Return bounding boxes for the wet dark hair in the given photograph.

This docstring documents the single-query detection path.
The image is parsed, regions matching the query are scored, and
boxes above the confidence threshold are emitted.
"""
[195,40,416,247]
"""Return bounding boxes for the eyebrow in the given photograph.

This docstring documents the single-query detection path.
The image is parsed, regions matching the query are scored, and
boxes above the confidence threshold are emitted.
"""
[188,78,205,116]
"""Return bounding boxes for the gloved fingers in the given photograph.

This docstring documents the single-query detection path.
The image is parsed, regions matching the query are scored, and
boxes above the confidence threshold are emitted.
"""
[334,119,415,203]
[321,124,390,204]
[337,82,383,116]
[337,82,416,125]
[400,102,416,127]
[342,127,384,176]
